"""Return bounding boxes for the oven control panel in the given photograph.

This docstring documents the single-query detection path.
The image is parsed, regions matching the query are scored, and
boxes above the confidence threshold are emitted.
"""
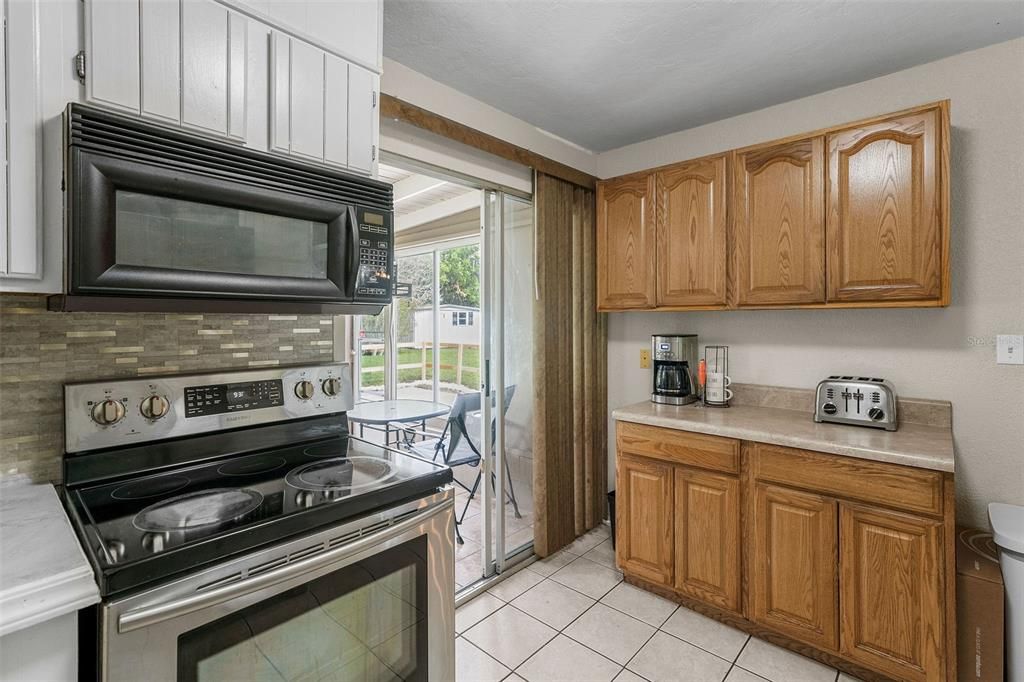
[354,206,393,301]
[64,364,353,453]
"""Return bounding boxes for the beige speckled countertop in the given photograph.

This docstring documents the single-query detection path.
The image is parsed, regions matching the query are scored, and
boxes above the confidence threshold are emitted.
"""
[612,399,955,473]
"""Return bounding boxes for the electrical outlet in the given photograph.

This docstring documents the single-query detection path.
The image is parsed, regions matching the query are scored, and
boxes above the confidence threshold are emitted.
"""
[639,349,651,369]
[997,335,1024,365]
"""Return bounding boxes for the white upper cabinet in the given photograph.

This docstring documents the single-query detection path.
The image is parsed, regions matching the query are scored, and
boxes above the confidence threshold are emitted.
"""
[140,0,181,123]
[288,40,326,160]
[323,54,349,168]
[235,0,381,72]
[85,0,141,112]
[348,65,376,174]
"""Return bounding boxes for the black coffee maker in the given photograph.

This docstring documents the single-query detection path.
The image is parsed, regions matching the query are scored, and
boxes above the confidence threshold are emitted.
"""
[651,334,698,405]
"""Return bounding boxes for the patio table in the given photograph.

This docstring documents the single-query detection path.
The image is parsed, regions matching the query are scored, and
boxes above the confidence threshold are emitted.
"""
[347,399,450,448]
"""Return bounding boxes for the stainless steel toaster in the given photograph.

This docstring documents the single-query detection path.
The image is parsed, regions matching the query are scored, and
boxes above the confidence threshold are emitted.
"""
[813,376,898,431]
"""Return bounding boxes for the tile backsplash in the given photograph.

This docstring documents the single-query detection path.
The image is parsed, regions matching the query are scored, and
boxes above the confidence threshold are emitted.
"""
[0,294,336,482]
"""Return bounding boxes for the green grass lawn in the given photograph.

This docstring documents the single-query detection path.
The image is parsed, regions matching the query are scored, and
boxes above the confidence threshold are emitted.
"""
[360,346,481,390]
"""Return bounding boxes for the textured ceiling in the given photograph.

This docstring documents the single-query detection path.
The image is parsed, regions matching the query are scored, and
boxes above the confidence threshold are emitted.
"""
[383,0,1024,151]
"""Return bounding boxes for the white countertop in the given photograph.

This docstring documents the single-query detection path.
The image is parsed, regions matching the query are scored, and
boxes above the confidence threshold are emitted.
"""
[0,479,99,637]
[612,401,955,472]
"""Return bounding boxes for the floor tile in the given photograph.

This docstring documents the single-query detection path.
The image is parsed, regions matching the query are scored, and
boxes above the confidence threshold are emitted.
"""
[517,634,622,682]
[725,667,770,681]
[582,539,618,569]
[505,675,527,682]
[563,603,656,665]
[627,631,732,682]
[613,671,648,682]
[456,592,505,633]
[660,606,749,661]
[565,525,611,555]
[599,582,678,627]
[455,549,485,588]
[455,636,511,682]
[462,606,556,669]
[487,567,545,601]
[511,578,595,630]
[550,556,623,599]
[736,638,836,682]
[527,549,576,577]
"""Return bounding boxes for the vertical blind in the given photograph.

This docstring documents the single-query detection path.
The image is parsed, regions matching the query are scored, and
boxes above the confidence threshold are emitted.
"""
[532,171,608,557]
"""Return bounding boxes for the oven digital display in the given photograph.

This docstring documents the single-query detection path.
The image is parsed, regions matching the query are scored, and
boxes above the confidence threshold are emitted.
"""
[185,380,284,418]
[659,343,670,350]
[363,212,384,226]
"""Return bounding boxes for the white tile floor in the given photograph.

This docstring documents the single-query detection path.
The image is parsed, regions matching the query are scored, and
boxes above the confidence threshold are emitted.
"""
[455,525,858,682]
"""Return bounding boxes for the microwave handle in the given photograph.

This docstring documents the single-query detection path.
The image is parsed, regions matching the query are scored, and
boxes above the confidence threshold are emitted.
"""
[347,206,360,297]
[117,497,452,634]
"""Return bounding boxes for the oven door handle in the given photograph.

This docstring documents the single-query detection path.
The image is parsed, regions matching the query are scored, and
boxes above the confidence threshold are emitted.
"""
[117,498,452,634]
[347,205,360,297]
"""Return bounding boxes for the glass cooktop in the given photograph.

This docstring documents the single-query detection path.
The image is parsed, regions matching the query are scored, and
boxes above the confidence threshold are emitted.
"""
[64,436,451,595]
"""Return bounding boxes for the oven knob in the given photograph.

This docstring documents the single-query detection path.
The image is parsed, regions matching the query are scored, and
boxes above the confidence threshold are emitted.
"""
[822,402,838,415]
[294,380,315,400]
[91,399,126,426]
[140,395,170,420]
[868,407,886,421]
[321,377,343,397]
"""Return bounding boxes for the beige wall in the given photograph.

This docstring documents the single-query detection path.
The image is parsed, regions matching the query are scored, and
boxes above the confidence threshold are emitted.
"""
[601,38,1024,528]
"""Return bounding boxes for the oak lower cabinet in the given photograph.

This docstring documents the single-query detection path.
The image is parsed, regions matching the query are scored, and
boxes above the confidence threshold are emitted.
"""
[840,503,944,682]
[616,454,674,584]
[597,175,657,310]
[614,422,955,682]
[751,483,838,649]
[674,468,740,611]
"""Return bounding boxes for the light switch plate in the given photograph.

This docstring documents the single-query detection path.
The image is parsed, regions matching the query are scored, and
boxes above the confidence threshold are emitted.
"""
[997,335,1024,365]
[639,349,651,369]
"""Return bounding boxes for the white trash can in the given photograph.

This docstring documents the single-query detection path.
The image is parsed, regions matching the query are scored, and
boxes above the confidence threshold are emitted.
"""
[989,502,1024,682]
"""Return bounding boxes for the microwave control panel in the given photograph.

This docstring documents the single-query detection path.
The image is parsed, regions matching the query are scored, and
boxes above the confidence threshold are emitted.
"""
[354,206,393,301]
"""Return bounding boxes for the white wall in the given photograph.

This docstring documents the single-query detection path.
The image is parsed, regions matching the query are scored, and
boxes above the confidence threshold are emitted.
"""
[601,38,1024,528]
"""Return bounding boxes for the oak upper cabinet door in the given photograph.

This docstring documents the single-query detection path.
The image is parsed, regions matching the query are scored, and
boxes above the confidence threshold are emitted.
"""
[597,175,656,310]
[839,503,944,682]
[616,455,673,585]
[288,40,326,160]
[85,0,141,112]
[181,0,230,136]
[674,468,740,612]
[655,155,728,307]
[140,0,180,123]
[733,138,825,305]
[348,65,377,173]
[752,484,839,650]
[827,105,948,303]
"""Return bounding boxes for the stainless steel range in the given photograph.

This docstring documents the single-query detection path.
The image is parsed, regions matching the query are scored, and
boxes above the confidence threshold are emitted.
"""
[61,363,454,682]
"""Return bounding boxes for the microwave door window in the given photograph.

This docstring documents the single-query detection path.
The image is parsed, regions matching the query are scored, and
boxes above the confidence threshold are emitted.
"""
[115,192,329,280]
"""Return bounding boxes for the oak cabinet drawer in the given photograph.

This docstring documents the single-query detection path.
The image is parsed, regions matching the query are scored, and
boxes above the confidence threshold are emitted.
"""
[616,422,740,474]
[750,443,943,516]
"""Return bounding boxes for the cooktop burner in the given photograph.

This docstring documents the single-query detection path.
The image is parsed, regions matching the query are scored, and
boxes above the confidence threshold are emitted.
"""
[286,456,397,492]
[111,476,191,500]
[133,488,264,532]
[63,435,451,595]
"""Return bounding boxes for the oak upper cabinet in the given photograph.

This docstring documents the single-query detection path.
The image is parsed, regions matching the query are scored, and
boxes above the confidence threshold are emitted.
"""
[597,175,656,310]
[616,454,674,585]
[827,104,949,304]
[839,503,945,681]
[751,484,838,650]
[732,137,825,305]
[656,154,728,307]
[674,468,740,612]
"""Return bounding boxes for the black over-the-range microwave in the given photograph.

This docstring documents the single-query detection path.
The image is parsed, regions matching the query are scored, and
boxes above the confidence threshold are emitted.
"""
[48,103,394,314]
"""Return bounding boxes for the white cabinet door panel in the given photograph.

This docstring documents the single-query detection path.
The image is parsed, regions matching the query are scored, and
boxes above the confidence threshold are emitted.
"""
[269,31,290,153]
[86,0,141,112]
[288,40,325,160]
[140,0,180,123]
[347,65,375,173]
[228,11,247,139]
[244,19,271,151]
[323,54,348,167]
[307,0,380,70]
[181,0,229,135]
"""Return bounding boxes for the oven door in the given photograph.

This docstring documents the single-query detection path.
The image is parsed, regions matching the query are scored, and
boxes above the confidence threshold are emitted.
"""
[101,492,454,682]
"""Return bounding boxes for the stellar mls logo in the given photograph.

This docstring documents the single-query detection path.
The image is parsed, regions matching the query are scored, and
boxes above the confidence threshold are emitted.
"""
[225,414,252,423]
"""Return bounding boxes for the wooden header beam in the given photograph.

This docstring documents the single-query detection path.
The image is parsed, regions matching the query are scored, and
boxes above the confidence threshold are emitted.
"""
[380,94,597,190]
